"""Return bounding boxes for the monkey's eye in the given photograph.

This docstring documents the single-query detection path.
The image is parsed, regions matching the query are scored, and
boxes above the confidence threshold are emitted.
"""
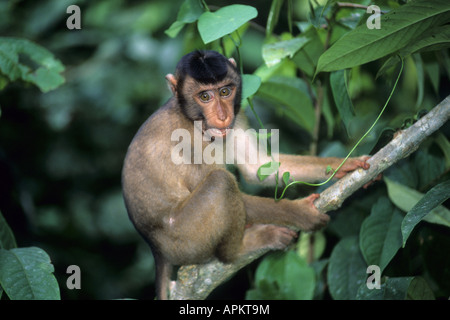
[219,87,231,97]
[199,92,212,102]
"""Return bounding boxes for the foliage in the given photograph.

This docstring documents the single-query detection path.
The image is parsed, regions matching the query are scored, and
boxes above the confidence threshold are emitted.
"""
[0,0,449,300]
[0,211,60,299]
[165,0,450,300]
[0,37,65,92]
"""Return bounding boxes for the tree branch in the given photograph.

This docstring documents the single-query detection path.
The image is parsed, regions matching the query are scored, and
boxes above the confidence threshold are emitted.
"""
[169,95,450,300]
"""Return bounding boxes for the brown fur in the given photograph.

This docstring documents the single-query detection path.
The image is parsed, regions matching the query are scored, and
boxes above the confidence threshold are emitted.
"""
[122,54,370,299]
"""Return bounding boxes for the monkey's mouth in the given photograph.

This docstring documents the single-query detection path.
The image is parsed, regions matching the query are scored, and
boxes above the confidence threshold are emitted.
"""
[208,127,230,137]
[202,127,231,139]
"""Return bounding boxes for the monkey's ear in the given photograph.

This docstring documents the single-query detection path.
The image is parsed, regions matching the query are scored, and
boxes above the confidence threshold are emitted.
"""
[228,58,237,67]
[165,74,178,96]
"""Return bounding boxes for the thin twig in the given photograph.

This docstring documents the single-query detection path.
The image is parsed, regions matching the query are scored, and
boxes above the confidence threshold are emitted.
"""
[337,2,388,14]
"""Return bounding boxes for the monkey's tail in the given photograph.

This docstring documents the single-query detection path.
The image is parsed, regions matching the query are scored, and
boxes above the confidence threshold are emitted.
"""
[155,255,172,300]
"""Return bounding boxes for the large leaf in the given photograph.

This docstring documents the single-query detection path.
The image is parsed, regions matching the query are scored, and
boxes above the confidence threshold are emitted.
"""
[0,212,17,250]
[330,70,355,137]
[327,236,367,300]
[165,0,204,38]
[385,177,450,231]
[414,148,446,187]
[257,76,315,133]
[241,74,261,101]
[246,250,315,300]
[262,36,310,67]
[316,0,450,73]
[356,276,434,300]
[0,247,60,300]
[0,37,65,92]
[197,5,257,44]
[292,28,325,77]
[359,197,403,273]
[379,25,450,77]
[401,180,450,247]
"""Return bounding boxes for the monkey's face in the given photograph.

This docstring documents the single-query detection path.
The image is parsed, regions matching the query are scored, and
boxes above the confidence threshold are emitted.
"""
[166,50,242,138]
[186,76,238,138]
[172,68,241,139]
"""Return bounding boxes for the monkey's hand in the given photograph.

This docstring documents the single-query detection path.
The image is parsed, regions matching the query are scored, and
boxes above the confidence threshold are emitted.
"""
[333,155,370,179]
[294,194,329,231]
[332,155,382,188]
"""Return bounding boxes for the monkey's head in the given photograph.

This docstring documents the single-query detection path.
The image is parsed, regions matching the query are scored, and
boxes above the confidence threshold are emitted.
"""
[166,50,242,138]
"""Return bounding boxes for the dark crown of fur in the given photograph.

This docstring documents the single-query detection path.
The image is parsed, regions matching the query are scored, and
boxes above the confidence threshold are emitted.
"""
[176,50,235,84]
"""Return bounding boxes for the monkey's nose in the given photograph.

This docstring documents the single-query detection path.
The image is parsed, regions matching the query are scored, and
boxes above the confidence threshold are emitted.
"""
[216,103,227,122]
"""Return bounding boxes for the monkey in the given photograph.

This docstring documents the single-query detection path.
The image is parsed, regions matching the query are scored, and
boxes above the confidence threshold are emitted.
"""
[122,50,371,300]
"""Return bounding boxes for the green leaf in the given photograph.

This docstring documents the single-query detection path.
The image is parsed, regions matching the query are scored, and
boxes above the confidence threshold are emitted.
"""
[197,5,258,44]
[257,76,315,133]
[262,36,310,67]
[164,0,204,38]
[414,149,446,187]
[359,197,403,273]
[0,37,65,92]
[316,0,450,73]
[297,231,326,261]
[176,0,204,23]
[424,59,440,94]
[165,21,187,38]
[282,171,290,185]
[0,211,17,250]
[401,180,450,247]
[247,251,315,300]
[266,0,284,37]
[241,74,261,101]
[401,25,450,57]
[326,165,333,175]
[385,177,450,231]
[407,277,435,300]
[435,133,450,167]
[0,247,60,300]
[327,236,367,300]
[292,28,325,77]
[330,70,355,137]
[356,276,434,300]
[357,277,410,300]
[257,161,280,181]
[376,55,402,79]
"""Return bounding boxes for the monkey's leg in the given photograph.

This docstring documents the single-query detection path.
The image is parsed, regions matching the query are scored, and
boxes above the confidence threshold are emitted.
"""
[163,169,247,264]
[242,193,329,232]
[152,169,247,299]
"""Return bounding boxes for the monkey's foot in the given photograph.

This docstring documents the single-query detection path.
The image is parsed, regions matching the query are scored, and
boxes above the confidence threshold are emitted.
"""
[241,224,297,254]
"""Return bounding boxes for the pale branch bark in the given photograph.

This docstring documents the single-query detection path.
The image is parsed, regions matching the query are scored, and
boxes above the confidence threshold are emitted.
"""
[314,95,450,211]
[169,95,450,300]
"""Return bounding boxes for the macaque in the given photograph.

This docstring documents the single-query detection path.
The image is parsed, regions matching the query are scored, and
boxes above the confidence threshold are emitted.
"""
[122,50,371,300]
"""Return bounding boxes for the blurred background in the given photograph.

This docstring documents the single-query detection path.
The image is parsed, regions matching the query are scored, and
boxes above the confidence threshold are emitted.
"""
[0,0,281,299]
[1,0,449,300]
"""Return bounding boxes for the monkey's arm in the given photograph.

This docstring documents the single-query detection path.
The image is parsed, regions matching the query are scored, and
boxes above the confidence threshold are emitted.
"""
[232,129,369,186]
[232,112,369,186]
